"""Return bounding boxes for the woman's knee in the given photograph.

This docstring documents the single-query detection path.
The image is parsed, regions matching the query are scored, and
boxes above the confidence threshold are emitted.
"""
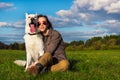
[38,52,52,66]
[61,60,70,70]
[51,60,70,72]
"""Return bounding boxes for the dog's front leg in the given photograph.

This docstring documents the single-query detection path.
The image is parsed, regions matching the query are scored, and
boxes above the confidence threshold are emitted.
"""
[25,50,32,71]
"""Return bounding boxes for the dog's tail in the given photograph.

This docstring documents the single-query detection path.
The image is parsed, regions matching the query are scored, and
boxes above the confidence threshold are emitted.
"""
[14,60,26,67]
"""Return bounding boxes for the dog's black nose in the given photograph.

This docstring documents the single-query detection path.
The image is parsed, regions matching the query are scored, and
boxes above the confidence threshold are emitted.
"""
[30,18,36,24]
[31,18,35,21]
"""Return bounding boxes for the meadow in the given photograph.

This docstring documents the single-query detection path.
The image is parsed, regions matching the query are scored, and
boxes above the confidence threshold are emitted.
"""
[0,50,120,80]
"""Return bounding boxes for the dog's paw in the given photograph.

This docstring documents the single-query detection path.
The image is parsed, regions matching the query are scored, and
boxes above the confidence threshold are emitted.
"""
[26,65,39,76]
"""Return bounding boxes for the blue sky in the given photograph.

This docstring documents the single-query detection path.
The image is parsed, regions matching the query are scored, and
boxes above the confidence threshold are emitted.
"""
[0,0,120,44]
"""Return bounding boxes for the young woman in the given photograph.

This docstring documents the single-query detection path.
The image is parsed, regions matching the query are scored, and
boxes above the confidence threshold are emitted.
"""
[26,14,70,76]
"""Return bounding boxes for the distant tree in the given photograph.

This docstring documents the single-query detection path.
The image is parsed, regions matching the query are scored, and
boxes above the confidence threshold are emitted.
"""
[116,35,120,45]
[85,36,102,47]
[92,40,102,50]
[70,40,84,46]
[9,42,19,50]
[102,35,110,44]
[0,41,9,49]
[0,41,5,49]
[64,42,69,48]
[78,40,84,45]
[21,43,25,50]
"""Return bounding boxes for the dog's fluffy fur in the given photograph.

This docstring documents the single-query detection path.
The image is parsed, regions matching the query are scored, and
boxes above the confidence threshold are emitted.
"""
[14,13,44,71]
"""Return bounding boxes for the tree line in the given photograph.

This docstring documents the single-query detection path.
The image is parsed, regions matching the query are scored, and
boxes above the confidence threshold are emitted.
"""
[66,34,120,50]
[0,42,25,50]
[0,34,120,50]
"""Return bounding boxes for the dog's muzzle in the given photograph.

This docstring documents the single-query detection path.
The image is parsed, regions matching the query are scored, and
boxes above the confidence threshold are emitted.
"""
[29,18,37,33]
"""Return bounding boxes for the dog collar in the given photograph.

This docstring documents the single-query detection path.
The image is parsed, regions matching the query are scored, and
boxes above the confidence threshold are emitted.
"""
[27,32,41,35]
[28,33,38,35]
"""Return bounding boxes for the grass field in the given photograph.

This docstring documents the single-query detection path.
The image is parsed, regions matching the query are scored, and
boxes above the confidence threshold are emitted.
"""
[0,50,120,80]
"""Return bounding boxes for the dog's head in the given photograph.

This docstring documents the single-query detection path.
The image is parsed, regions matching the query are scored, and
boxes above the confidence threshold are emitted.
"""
[25,13,38,34]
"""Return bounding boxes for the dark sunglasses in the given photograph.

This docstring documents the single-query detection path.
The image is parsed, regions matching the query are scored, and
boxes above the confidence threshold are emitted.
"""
[38,21,47,26]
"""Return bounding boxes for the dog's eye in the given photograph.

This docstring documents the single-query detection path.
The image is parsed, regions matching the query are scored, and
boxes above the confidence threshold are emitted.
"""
[34,16,37,19]
[28,17,31,18]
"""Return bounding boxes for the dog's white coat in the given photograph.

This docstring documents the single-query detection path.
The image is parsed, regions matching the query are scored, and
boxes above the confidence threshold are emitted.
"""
[14,13,44,70]
[24,13,44,70]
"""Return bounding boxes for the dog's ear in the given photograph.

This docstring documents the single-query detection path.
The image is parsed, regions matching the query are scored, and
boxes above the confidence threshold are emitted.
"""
[35,12,37,16]
[25,13,28,17]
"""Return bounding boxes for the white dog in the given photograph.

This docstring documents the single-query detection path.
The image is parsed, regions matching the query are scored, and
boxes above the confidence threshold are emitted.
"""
[24,13,44,70]
[14,13,44,71]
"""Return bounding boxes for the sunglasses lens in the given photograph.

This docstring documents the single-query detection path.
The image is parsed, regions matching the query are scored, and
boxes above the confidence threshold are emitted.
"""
[43,21,47,25]
[38,21,47,27]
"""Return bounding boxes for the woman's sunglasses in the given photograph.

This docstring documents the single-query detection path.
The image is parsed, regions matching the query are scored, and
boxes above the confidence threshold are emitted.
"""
[37,21,47,26]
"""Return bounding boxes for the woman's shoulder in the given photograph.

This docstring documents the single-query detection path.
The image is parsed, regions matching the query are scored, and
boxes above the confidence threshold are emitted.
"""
[51,29,61,36]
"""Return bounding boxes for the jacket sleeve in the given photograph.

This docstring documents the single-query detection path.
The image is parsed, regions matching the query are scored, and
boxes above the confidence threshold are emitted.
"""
[45,31,61,54]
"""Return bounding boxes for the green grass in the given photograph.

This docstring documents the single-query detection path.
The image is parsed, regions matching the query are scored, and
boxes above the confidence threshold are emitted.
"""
[0,50,120,80]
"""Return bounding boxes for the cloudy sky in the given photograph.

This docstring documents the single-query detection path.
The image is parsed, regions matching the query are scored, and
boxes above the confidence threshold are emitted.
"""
[0,0,120,44]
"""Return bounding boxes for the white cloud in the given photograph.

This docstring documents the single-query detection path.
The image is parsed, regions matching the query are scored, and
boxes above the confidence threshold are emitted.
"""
[0,21,24,28]
[55,0,120,27]
[94,19,120,33]
[61,29,108,42]
[105,20,118,24]
[105,1,120,13]
[0,2,16,10]
[13,21,25,28]
[0,22,11,27]
[49,15,83,27]
[0,2,13,8]
[56,10,73,18]
[73,0,120,13]
[53,0,120,32]
[88,0,112,11]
